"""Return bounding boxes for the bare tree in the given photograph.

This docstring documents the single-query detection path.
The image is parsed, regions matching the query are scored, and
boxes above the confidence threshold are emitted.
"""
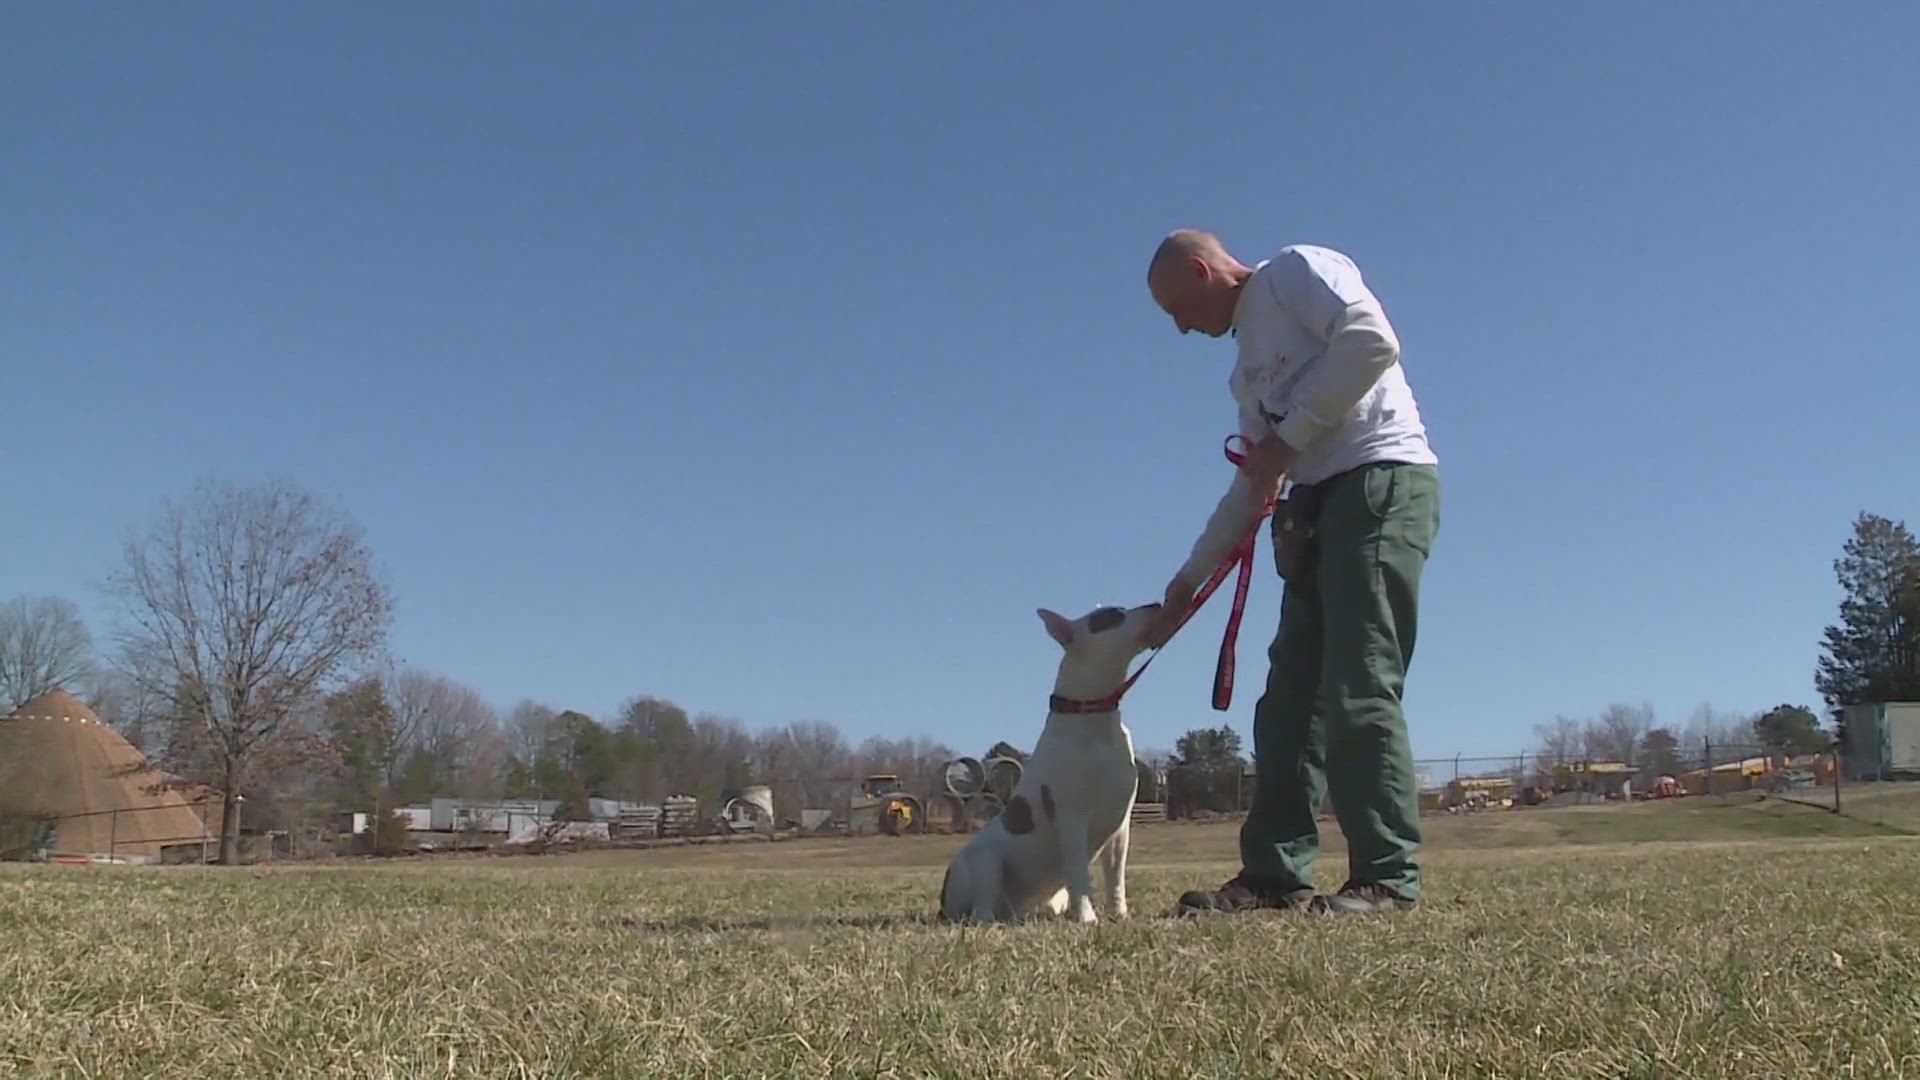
[505,699,559,767]
[383,668,500,794]
[786,720,852,776]
[1584,702,1656,767]
[103,478,394,863]
[454,720,511,800]
[851,733,958,781]
[748,719,853,823]
[1531,715,1587,767]
[760,719,850,778]
[79,664,168,751]
[689,711,757,800]
[1681,703,1759,751]
[0,594,96,709]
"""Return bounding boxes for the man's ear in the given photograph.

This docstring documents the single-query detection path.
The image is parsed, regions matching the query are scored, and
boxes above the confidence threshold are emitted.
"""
[1037,608,1075,648]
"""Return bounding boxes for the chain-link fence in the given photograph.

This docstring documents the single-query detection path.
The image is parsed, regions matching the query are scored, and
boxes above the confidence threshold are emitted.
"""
[1,797,224,865]
[1417,741,1838,804]
[0,792,362,865]
[1154,738,1845,819]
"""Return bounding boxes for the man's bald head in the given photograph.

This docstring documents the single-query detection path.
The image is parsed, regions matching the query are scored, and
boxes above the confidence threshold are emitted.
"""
[1146,228,1252,338]
[1148,229,1230,282]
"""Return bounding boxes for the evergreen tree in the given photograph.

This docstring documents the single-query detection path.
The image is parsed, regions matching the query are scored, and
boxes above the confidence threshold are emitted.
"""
[1816,512,1920,742]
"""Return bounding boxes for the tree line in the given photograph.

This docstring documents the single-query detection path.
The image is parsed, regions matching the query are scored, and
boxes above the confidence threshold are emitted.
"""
[1529,701,1827,776]
[321,682,961,828]
[3,484,1913,861]
[1,478,968,862]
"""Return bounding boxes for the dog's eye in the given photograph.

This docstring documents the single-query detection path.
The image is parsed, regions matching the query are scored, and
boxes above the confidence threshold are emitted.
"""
[1087,607,1127,633]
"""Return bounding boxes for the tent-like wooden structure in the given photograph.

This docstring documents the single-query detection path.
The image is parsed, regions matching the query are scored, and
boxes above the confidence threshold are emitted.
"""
[0,689,211,863]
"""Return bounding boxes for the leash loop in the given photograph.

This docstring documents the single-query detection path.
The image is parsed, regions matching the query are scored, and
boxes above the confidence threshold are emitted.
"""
[1201,435,1276,710]
[1086,435,1276,713]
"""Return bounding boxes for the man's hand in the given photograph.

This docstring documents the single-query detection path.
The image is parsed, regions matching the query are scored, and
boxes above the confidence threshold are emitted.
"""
[1148,574,1199,648]
[1236,434,1297,492]
[1149,433,1293,651]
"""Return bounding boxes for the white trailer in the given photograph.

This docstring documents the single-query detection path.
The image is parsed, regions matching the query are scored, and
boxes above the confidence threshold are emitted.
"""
[1842,701,1920,779]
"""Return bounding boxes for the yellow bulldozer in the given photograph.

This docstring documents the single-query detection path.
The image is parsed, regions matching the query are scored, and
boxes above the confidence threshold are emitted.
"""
[847,773,924,836]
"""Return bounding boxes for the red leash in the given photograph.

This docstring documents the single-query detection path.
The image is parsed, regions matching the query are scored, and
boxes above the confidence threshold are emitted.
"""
[1050,435,1276,714]
[1194,433,1276,710]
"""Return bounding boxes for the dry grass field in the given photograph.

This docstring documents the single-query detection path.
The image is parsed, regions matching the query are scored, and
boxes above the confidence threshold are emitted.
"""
[3,792,1919,1078]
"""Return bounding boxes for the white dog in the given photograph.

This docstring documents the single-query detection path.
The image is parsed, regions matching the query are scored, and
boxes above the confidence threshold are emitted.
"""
[937,602,1160,924]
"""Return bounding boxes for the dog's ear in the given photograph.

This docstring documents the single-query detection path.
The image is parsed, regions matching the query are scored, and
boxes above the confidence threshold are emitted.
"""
[1037,608,1075,648]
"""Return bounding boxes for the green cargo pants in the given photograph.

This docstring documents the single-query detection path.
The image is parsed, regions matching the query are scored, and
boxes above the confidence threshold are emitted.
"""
[1240,460,1440,900]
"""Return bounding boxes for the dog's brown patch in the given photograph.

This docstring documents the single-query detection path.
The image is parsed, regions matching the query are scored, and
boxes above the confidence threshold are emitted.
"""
[1002,794,1035,835]
[1040,784,1057,819]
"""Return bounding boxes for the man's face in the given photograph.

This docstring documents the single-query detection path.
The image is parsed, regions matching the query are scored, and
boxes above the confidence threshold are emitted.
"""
[1149,257,1235,337]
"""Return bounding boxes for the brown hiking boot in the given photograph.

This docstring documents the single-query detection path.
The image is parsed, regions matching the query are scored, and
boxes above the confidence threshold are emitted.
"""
[1313,881,1416,915]
[1175,872,1317,915]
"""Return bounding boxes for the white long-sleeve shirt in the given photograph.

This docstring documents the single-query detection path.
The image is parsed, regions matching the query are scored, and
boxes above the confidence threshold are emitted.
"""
[1177,245,1437,585]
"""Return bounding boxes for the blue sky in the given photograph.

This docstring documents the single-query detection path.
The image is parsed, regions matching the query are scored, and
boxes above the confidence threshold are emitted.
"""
[4,3,1916,767]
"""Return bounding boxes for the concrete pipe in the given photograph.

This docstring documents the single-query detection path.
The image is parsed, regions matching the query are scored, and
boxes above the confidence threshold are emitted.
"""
[963,792,1004,830]
[983,756,1023,800]
[737,784,775,819]
[942,757,987,798]
[877,793,923,836]
[721,796,773,833]
[923,793,967,834]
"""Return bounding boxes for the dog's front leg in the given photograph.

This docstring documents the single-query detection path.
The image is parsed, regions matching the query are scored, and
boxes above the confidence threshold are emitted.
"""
[1054,810,1098,924]
[1098,816,1131,920]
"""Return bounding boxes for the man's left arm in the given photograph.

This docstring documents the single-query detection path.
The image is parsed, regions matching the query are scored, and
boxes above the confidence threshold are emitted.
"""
[1255,248,1404,463]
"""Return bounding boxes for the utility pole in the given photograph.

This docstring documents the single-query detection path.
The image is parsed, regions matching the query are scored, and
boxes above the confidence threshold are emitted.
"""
[1832,737,1843,814]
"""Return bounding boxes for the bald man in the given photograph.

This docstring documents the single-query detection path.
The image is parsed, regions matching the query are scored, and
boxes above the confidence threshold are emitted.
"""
[1146,229,1439,916]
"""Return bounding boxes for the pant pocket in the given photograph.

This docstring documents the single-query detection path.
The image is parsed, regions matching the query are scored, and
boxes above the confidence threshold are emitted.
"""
[1382,465,1440,559]
[1361,463,1399,521]
[1272,492,1320,584]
